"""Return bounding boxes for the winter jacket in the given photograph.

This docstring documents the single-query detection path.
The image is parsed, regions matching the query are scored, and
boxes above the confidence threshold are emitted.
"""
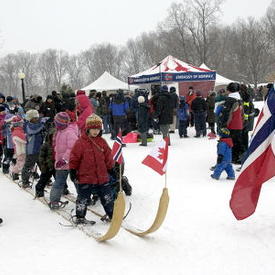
[206,94,216,124]
[39,130,55,173]
[0,114,5,144]
[217,138,233,163]
[242,101,255,132]
[109,101,129,116]
[25,121,44,155]
[54,123,78,170]
[177,102,189,121]
[69,134,114,184]
[76,95,94,134]
[137,102,149,133]
[153,91,173,125]
[191,96,207,113]
[11,127,26,156]
[218,92,243,130]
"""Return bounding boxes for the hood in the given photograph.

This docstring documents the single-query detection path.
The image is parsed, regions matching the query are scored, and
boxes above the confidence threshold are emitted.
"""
[228,92,241,100]
[76,95,91,110]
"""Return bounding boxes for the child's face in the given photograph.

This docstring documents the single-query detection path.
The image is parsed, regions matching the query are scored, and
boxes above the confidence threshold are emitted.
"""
[0,111,5,115]
[88,128,100,137]
[30,117,39,123]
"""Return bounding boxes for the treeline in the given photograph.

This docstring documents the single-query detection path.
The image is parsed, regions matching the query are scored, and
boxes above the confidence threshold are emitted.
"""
[1,0,275,99]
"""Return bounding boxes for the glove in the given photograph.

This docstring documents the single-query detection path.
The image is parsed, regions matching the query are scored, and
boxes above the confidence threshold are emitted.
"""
[217,154,223,164]
[41,117,50,124]
[56,159,67,168]
[69,169,77,183]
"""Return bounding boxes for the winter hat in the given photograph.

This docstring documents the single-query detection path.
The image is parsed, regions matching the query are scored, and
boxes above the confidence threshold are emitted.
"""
[25,109,39,121]
[0,104,6,112]
[76,90,85,96]
[170,86,176,93]
[54,112,70,130]
[161,85,168,93]
[6,96,13,102]
[85,114,103,130]
[46,95,53,100]
[226,82,240,93]
[179,96,185,102]
[138,96,145,103]
[11,115,24,127]
[0,93,5,101]
[219,128,230,138]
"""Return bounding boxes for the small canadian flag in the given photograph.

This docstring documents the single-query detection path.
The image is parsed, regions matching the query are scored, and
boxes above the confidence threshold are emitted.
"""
[142,137,169,175]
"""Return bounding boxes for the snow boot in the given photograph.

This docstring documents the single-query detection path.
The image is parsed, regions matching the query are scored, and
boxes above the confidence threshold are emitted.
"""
[48,201,68,210]
[73,217,96,225]
[2,163,9,174]
[12,173,19,181]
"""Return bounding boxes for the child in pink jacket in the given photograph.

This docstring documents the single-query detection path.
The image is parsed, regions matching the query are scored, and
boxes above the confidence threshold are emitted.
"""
[49,112,78,209]
[11,115,26,180]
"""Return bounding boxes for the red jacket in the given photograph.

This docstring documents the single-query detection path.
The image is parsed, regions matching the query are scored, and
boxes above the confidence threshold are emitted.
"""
[69,134,114,184]
[76,95,94,134]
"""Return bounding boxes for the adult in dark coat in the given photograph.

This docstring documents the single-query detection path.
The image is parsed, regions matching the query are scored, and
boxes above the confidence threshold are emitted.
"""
[169,86,179,133]
[137,96,149,146]
[39,95,56,122]
[217,82,244,164]
[206,91,216,135]
[239,84,255,153]
[191,91,207,137]
[153,85,173,142]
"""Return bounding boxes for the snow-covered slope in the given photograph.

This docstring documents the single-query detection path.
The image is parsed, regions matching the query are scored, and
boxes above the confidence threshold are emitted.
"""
[1,101,275,275]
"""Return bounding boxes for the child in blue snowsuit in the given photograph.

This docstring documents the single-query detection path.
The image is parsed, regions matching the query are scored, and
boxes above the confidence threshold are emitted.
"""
[211,129,235,180]
[177,96,189,138]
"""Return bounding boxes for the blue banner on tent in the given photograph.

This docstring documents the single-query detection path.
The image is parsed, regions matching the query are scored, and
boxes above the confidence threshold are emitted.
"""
[128,71,216,84]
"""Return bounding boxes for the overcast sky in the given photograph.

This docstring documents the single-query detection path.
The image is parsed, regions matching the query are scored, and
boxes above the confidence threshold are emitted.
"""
[0,0,272,55]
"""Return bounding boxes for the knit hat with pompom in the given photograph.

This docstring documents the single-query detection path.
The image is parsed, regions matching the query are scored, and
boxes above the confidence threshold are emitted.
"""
[85,114,102,130]
[54,112,70,130]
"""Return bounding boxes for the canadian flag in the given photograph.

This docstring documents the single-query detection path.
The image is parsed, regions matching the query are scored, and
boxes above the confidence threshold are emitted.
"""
[142,137,169,175]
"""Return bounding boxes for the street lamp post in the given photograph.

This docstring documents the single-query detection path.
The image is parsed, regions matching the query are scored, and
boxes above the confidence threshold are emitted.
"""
[18,72,26,103]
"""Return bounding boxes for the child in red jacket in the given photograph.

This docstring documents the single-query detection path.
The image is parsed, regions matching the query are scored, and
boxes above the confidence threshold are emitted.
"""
[69,114,115,224]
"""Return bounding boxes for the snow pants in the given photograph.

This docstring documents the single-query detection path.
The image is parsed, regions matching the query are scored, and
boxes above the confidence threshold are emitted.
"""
[50,170,69,203]
[36,169,55,196]
[194,111,207,137]
[21,154,39,184]
[11,154,26,174]
[75,182,115,219]
[178,120,188,137]
[212,161,235,179]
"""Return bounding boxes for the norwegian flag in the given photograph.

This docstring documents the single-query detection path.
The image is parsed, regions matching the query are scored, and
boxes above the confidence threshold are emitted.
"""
[230,86,275,220]
[142,137,169,175]
[111,131,124,164]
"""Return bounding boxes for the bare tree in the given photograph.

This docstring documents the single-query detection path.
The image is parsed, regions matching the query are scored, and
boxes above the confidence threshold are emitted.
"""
[67,55,85,90]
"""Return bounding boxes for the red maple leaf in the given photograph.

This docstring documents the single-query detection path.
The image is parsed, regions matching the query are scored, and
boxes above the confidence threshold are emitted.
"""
[158,147,166,161]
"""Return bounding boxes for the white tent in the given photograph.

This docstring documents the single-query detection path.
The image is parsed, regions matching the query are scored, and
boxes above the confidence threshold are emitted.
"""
[200,63,234,86]
[81,71,129,91]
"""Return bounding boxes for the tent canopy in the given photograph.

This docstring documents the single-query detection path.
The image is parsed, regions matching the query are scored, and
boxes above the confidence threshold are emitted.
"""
[81,71,129,91]
[128,55,216,85]
[199,63,234,86]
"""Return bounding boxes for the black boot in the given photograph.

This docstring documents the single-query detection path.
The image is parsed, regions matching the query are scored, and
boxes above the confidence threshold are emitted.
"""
[12,173,19,181]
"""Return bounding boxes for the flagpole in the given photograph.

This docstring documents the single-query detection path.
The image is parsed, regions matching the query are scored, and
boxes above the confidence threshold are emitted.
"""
[119,163,122,191]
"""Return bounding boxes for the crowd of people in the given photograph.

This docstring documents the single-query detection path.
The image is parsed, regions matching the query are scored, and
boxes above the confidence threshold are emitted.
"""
[0,81,262,223]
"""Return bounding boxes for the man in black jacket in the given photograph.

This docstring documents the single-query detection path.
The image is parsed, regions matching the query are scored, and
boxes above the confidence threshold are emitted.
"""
[191,91,207,137]
[153,85,173,142]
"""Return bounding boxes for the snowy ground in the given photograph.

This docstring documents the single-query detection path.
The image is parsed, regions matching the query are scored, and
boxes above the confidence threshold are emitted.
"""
[1,101,275,275]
